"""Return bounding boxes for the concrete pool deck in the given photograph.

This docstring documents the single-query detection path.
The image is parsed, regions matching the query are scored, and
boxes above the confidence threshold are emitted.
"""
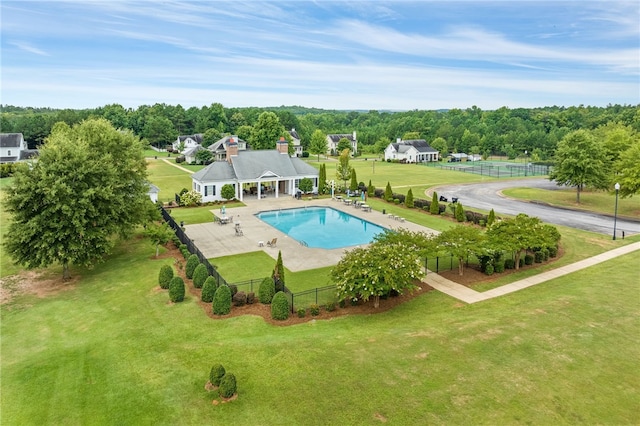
[183,197,438,271]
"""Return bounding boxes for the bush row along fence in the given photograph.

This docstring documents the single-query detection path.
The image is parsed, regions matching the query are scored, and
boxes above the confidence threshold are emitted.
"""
[427,162,551,178]
[159,205,296,310]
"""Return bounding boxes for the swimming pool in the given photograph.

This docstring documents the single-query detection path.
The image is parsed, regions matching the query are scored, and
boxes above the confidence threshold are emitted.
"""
[256,206,387,249]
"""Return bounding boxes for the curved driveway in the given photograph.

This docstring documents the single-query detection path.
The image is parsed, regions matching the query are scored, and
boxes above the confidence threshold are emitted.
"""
[433,178,640,236]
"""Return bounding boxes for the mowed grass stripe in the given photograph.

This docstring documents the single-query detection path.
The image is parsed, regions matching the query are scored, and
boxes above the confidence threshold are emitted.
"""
[2,233,638,424]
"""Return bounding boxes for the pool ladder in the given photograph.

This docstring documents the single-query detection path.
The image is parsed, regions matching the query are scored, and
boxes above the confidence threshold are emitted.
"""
[299,240,309,247]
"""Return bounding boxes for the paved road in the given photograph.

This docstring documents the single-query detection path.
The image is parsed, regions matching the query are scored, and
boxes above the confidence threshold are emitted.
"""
[433,178,640,236]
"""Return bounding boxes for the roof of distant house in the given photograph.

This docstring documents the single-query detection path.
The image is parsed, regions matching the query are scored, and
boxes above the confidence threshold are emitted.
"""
[0,133,24,148]
[392,139,438,153]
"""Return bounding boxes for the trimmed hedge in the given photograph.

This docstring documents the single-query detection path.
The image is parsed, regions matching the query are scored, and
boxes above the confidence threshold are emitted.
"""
[209,364,226,386]
[158,264,173,289]
[258,276,275,304]
[169,276,185,302]
[271,291,290,320]
[192,263,208,288]
[219,373,237,398]
[201,276,217,302]
[213,285,232,315]
[185,254,200,279]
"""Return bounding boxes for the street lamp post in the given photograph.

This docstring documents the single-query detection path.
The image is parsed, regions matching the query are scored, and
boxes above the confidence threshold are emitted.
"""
[613,182,620,240]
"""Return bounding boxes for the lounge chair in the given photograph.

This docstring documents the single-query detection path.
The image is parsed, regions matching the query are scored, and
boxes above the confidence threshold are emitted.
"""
[235,227,243,236]
[266,238,277,247]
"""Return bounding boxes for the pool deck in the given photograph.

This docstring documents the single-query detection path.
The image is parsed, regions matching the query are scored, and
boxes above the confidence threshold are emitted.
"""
[183,197,438,271]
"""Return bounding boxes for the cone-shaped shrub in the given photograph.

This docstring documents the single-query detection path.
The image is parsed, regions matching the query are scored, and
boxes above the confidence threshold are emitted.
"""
[219,373,237,398]
[158,264,173,289]
[185,254,199,279]
[201,276,217,303]
[192,263,208,289]
[258,276,275,304]
[169,276,185,302]
[487,209,496,227]
[271,291,290,320]
[405,188,414,208]
[209,364,226,386]
[212,285,232,315]
[430,192,439,215]
[455,202,465,222]
[384,182,393,202]
[272,251,285,293]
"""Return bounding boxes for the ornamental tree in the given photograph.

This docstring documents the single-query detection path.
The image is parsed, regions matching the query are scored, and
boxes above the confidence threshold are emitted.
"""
[221,184,235,201]
[349,169,358,192]
[406,188,414,208]
[3,118,149,280]
[486,213,560,270]
[331,240,424,308]
[436,225,486,276]
[336,149,353,190]
[144,222,174,257]
[384,182,393,201]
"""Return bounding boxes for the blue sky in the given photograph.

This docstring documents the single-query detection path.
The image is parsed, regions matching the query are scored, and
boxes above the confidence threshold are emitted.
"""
[1,1,638,110]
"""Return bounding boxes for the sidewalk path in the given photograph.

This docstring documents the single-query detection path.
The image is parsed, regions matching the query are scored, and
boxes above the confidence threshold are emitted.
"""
[161,158,193,174]
[423,241,640,304]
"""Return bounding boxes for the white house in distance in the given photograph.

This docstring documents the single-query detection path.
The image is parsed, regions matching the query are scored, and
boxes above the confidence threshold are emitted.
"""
[288,128,303,157]
[384,138,439,163]
[0,133,35,163]
[173,134,203,151]
[191,137,319,202]
[326,132,357,155]
[207,135,249,162]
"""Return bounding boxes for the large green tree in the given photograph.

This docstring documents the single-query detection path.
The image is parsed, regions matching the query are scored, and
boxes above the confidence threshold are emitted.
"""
[549,130,609,203]
[308,129,327,161]
[614,142,640,198]
[4,118,149,279]
[249,112,286,150]
[142,115,176,149]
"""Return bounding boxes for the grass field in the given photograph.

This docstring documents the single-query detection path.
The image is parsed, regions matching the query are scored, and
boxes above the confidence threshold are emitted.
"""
[2,161,639,424]
[2,233,638,424]
[503,187,640,219]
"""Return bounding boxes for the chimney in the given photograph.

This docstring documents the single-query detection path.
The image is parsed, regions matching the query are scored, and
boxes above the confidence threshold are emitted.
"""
[226,137,238,163]
[277,136,289,154]
[397,137,402,143]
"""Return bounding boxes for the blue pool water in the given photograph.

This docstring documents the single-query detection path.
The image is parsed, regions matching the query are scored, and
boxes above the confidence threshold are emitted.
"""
[256,207,387,249]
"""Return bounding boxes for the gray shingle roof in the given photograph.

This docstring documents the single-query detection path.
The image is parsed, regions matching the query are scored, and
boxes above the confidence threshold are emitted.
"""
[328,134,355,142]
[393,139,438,153]
[192,150,318,183]
[0,133,24,148]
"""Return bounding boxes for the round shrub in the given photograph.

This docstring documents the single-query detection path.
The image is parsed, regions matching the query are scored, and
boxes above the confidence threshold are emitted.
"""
[548,245,558,258]
[209,364,226,386]
[309,304,320,316]
[169,276,185,302]
[192,263,208,288]
[297,307,306,318]
[246,292,255,304]
[534,251,544,263]
[524,254,534,265]
[325,301,336,312]
[219,373,237,398]
[504,259,515,269]
[185,254,200,279]
[158,264,173,289]
[485,264,494,275]
[212,285,232,315]
[494,261,505,273]
[201,276,217,303]
[519,258,525,268]
[258,277,275,304]
[271,291,290,320]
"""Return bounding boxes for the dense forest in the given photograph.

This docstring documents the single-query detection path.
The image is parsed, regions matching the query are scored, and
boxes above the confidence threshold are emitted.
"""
[1,103,638,161]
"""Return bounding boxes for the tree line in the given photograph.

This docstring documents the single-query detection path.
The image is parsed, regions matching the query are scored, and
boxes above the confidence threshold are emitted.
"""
[2,103,638,160]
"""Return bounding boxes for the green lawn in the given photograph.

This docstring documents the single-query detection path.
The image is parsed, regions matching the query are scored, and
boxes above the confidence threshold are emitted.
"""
[503,187,640,219]
[2,233,638,424]
[146,158,195,203]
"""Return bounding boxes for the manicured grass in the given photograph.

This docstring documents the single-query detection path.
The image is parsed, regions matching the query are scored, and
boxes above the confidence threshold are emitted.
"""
[167,202,244,226]
[146,159,193,203]
[503,187,640,219]
[2,234,638,424]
